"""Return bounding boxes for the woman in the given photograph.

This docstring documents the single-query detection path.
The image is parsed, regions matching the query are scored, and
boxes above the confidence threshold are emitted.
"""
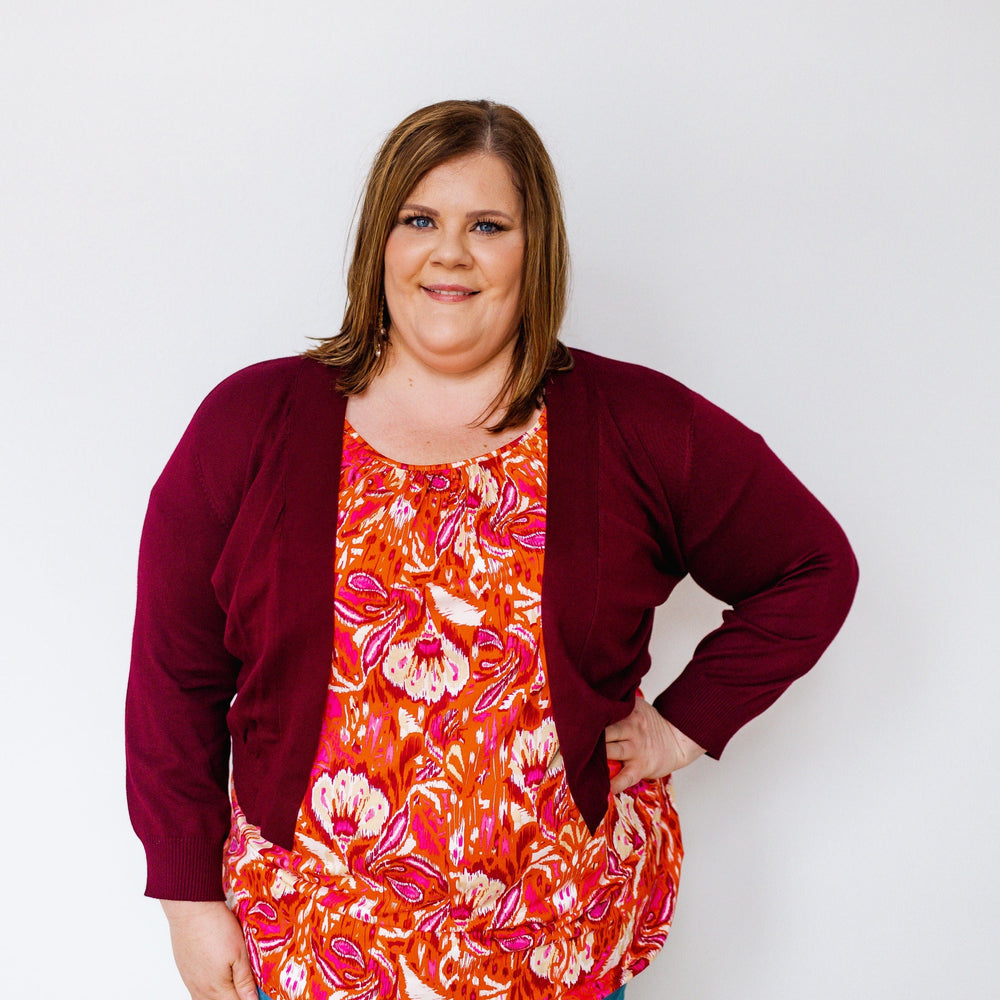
[127,100,858,1000]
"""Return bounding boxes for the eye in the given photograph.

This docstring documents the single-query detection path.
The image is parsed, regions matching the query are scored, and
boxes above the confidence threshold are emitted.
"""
[474,218,506,235]
[401,214,434,229]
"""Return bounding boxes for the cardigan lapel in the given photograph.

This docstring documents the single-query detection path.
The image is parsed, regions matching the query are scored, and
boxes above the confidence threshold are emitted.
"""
[266,359,347,843]
[542,356,600,684]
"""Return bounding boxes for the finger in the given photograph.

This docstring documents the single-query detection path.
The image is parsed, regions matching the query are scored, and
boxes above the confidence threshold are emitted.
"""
[610,763,643,795]
[605,714,639,742]
[231,953,258,1000]
[604,721,627,743]
[605,738,632,760]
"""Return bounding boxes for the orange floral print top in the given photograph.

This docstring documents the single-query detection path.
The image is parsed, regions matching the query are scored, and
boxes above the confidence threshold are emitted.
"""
[224,410,683,1000]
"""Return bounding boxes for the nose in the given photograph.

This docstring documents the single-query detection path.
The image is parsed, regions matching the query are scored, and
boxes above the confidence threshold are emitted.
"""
[430,225,473,268]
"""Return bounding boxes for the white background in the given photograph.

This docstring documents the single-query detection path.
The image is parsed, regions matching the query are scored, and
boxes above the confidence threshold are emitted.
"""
[2,2,998,997]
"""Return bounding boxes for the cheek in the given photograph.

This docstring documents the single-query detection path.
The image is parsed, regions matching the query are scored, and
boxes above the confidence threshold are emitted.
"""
[383,234,421,287]
[492,245,525,301]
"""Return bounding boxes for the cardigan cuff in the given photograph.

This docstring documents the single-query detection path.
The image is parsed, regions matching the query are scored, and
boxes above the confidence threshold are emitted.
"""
[652,681,746,761]
[142,836,226,901]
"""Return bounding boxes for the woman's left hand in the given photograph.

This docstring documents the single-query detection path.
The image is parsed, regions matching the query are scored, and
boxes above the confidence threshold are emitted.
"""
[604,696,706,794]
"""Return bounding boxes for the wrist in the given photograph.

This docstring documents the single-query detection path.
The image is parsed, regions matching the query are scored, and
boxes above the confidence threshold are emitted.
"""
[667,720,707,768]
[160,898,231,923]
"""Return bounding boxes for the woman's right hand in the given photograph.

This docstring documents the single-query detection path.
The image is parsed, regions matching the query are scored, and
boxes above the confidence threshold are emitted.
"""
[161,900,259,1000]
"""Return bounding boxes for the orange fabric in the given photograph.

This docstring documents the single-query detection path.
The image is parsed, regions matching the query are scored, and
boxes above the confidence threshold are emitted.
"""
[224,411,682,999]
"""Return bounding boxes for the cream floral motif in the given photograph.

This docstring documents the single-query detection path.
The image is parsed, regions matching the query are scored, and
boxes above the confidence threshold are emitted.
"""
[311,769,391,845]
[381,628,469,703]
[224,411,683,1000]
[279,959,308,999]
[450,868,507,921]
[509,718,564,795]
[528,934,597,986]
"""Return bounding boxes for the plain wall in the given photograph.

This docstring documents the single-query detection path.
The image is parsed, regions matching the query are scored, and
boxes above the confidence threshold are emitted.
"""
[2,2,997,997]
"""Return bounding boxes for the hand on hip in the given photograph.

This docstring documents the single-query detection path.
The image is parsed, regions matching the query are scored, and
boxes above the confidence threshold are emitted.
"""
[604,695,705,794]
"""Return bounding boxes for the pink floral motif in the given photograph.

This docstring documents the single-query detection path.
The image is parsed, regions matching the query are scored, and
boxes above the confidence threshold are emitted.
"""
[334,571,421,680]
[630,867,678,955]
[314,936,397,1000]
[478,475,547,557]
[370,852,448,906]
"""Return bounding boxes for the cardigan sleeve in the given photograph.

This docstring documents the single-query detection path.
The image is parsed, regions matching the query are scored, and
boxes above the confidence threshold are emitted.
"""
[125,411,241,900]
[652,392,859,757]
[125,360,296,900]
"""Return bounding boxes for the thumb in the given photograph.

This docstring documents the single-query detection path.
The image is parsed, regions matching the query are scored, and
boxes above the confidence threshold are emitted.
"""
[231,952,259,1000]
[610,762,641,795]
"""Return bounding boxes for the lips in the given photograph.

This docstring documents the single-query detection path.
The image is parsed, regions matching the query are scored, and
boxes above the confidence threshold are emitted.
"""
[422,284,479,302]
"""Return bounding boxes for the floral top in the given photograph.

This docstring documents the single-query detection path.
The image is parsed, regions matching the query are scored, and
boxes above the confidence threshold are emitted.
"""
[224,410,683,1000]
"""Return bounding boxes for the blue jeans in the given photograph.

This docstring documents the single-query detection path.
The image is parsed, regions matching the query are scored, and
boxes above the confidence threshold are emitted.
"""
[259,987,626,999]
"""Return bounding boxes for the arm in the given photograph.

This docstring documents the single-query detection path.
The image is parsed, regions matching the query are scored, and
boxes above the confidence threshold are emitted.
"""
[650,392,858,757]
[123,361,284,900]
[127,392,261,996]
[127,362,304,1000]
[125,421,241,901]
[126,360,297,898]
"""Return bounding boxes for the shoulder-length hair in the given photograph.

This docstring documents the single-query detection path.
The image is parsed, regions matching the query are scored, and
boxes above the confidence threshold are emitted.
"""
[305,99,573,432]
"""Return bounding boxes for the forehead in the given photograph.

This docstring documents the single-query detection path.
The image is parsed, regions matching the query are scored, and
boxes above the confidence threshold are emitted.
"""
[406,153,522,213]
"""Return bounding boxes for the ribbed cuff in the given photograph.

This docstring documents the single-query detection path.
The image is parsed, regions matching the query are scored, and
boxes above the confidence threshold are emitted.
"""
[143,837,226,901]
[652,680,740,761]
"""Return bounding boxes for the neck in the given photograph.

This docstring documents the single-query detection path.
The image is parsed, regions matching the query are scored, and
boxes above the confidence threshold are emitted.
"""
[344,341,536,465]
[373,340,515,428]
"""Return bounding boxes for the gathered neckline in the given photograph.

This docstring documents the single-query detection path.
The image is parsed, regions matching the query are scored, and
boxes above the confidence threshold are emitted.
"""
[343,408,546,473]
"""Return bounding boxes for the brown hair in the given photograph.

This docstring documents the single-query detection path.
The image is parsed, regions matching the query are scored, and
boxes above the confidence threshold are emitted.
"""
[305,99,573,432]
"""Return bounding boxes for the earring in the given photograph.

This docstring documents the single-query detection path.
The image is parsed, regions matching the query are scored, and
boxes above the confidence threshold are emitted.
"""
[374,297,387,358]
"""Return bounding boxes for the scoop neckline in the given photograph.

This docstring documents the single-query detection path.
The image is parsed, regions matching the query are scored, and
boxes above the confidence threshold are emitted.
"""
[344,407,545,472]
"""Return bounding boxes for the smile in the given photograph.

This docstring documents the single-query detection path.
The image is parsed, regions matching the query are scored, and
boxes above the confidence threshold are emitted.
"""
[421,285,479,303]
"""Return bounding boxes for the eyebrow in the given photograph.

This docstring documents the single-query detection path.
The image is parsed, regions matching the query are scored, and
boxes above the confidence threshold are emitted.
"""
[400,203,518,223]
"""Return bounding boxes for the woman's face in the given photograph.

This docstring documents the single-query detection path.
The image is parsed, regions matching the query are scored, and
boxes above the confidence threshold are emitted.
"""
[383,152,525,378]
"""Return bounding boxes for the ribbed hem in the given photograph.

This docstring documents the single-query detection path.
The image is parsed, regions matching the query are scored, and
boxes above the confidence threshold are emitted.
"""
[143,836,226,901]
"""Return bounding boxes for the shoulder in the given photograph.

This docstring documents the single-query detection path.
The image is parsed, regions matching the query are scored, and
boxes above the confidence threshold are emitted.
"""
[552,348,771,506]
[186,355,340,441]
[154,356,341,515]
[559,347,699,429]
[194,355,327,418]
[563,347,760,436]
[564,348,695,403]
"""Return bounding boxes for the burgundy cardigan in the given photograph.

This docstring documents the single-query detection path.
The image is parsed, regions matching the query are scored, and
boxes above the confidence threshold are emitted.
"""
[126,350,857,900]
